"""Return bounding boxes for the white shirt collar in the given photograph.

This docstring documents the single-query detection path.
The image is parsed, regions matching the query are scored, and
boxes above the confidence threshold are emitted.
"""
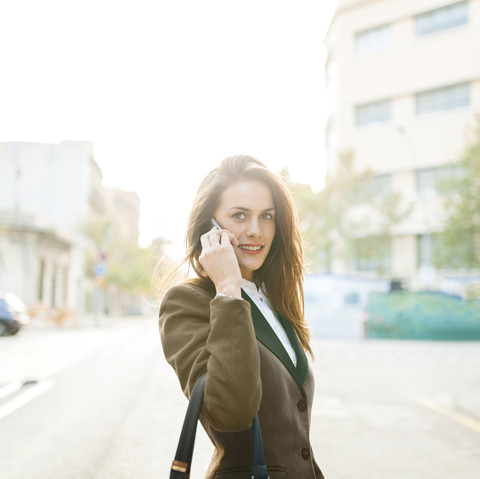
[241,278,265,296]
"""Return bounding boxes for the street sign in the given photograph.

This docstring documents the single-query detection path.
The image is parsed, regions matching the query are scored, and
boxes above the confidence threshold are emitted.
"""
[94,262,107,277]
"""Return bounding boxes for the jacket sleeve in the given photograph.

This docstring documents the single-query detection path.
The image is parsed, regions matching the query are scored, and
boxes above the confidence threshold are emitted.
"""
[159,283,262,431]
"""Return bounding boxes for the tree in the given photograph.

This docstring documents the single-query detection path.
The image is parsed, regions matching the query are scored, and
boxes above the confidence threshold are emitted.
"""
[104,239,156,294]
[287,150,410,275]
[435,118,480,270]
[84,215,170,301]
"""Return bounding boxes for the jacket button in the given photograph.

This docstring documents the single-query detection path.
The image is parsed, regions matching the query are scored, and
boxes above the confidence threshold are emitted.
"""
[297,399,307,412]
[301,446,310,460]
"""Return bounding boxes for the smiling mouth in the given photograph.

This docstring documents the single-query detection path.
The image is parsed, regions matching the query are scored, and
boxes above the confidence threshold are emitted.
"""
[238,245,263,252]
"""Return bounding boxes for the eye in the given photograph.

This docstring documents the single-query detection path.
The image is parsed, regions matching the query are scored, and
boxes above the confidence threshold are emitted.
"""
[232,212,246,220]
[261,213,274,221]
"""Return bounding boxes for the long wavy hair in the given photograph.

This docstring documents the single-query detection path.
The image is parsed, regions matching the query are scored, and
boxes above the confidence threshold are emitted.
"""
[174,155,312,356]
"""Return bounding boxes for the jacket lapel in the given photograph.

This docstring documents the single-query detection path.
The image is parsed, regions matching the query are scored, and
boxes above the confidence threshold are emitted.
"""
[242,290,308,392]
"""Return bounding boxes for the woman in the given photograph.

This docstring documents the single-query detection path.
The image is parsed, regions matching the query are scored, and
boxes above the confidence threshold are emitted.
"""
[159,155,324,478]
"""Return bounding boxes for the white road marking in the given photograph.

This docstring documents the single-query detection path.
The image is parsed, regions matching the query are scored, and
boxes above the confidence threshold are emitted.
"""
[0,349,91,421]
[0,381,23,400]
[0,379,53,421]
[418,396,480,434]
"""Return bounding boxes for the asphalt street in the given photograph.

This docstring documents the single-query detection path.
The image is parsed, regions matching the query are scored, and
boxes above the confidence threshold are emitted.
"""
[0,317,479,479]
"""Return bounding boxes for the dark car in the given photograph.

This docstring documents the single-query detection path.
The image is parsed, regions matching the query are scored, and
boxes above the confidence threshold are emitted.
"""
[0,292,30,336]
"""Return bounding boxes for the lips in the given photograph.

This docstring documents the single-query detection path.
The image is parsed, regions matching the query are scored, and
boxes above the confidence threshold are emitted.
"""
[238,244,263,253]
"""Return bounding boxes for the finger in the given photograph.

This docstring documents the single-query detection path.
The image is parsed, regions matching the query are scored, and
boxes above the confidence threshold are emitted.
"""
[220,231,239,247]
[211,229,224,244]
[210,226,225,244]
[200,233,212,250]
[202,229,223,247]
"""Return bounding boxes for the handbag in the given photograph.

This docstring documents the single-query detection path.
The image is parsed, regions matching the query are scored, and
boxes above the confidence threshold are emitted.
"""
[169,373,269,479]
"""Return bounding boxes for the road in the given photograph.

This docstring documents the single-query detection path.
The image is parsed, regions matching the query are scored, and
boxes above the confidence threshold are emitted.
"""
[0,317,479,479]
[310,339,480,479]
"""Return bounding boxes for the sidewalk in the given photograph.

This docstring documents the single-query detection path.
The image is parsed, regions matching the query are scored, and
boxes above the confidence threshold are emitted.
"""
[24,312,157,331]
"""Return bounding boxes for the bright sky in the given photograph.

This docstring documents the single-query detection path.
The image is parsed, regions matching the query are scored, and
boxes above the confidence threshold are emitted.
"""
[0,0,338,256]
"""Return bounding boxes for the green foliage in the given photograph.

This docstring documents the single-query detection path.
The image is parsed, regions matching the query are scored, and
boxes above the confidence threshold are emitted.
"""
[287,151,409,274]
[435,119,480,270]
[354,235,391,275]
[83,215,170,295]
[107,237,170,295]
[105,240,153,292]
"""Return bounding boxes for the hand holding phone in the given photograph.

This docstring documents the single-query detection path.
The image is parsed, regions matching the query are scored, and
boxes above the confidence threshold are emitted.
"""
[198,218,241,297]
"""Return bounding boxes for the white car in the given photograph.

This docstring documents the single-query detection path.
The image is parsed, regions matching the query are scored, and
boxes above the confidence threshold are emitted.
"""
[304,274,389,339]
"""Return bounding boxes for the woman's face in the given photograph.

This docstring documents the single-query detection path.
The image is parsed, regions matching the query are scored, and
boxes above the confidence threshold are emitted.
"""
[213,180,276,281]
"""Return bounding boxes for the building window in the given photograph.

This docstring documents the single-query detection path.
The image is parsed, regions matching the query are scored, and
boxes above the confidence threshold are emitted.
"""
[417,234,433,268]
[63,266,69,305]
[416,82,469,115]
[370,174,391,196]
[51,265,57,307]
[416,1,468,37]
[357,174,391,201]
[355,99,391,127]
[417,168,438,194]
[38,259,45,302]
[416,164,465,194]
[417,233,463,269]
[355,24,391,58]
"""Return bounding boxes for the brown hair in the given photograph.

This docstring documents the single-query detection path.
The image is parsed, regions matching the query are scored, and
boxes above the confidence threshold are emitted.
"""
[163,155,312,357]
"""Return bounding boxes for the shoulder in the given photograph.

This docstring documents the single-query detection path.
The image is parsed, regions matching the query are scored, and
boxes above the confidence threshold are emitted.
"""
[161,281,213,305]
[159,282,211,342]
[159,281,214,318]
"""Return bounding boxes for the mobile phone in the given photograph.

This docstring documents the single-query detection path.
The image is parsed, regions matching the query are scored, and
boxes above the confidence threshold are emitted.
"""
[211,218,221,229]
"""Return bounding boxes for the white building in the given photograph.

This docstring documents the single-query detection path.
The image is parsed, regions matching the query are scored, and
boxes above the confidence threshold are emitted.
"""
[0,212,72,309]
[0,141,103,316]
[324,0,480,288]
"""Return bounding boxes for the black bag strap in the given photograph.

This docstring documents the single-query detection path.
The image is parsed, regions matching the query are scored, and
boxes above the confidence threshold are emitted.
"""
[169,374,269,479]
[170,374,206,478]
[251,415,269,478]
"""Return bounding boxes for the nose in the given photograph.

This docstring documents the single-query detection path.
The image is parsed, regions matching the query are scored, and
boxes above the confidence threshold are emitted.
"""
[246,218,261,238]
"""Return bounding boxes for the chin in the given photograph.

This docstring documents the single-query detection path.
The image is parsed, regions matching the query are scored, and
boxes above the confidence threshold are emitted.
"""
[236,251,269,278]
[240,261,264,275]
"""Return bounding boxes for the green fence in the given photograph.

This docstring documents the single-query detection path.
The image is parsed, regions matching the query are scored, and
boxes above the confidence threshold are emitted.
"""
[365,292,480,340]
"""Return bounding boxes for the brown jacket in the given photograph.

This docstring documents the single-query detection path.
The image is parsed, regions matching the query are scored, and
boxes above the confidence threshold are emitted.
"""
[159,282,324,479]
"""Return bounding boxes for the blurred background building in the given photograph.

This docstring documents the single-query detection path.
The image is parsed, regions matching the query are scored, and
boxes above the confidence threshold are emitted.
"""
[0,141,141,323]
[324,0,480,289]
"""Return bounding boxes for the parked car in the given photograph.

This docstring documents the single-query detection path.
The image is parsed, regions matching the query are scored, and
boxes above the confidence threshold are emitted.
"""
[0,291,30,336]
[304,273,389,339]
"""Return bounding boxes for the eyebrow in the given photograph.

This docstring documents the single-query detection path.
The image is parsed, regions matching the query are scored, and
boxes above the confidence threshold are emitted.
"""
[228,207,275,213]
